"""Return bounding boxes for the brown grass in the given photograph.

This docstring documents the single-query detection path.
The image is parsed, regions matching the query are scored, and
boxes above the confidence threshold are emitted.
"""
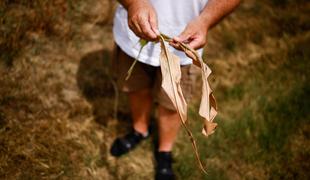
[0,0,309,179]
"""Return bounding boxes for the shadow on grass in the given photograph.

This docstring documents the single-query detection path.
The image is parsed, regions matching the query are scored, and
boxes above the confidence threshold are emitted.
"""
[76,48,134,178]
[77,49,131,126]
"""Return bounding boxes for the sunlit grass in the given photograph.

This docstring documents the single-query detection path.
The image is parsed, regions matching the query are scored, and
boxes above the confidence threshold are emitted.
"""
[0,0,309,179]
[174,34,309,179]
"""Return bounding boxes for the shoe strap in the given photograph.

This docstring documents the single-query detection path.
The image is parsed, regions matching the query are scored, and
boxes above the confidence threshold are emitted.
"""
[123,128,148,146]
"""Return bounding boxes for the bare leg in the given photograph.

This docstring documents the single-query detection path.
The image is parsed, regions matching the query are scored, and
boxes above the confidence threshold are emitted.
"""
[128,89,153,135]
[157,105,182,151]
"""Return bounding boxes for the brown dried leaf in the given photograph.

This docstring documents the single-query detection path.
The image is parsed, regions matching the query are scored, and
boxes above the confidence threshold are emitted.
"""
[146,35,217,173]
[180,43,218,137]
[203,120,218,137]
[160,34,218,136]
[158,36,207,174]
[159,38,188,123]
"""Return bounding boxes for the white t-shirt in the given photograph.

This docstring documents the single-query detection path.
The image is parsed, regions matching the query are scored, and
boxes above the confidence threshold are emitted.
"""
[113,0,208,67]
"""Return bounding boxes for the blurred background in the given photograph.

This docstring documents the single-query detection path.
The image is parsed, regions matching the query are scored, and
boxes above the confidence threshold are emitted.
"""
[0,0,309,179]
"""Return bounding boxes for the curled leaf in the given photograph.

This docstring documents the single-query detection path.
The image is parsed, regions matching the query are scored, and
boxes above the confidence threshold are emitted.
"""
[159,35,207,174]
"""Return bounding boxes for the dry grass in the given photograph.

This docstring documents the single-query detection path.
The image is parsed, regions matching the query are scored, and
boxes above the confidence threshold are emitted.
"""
[0,0,309,179]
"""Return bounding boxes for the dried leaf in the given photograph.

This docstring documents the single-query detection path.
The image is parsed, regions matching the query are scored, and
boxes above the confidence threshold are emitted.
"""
[178,42,218,136]
[126,34,218,174]
[158,34,218,173]
[158,35,207,174]
[159,37,187,123]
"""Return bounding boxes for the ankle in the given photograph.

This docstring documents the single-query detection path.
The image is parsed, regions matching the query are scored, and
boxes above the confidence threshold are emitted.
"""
[133,125,149,137]
[158,144,173,152]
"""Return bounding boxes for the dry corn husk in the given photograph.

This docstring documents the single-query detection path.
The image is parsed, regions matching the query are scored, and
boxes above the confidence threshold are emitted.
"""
[127,35,218,173]
[158,35,217,173]
[159,34,218,137]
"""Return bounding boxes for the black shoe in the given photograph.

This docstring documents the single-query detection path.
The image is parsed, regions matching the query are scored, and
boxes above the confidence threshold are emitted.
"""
[155,151,176,180]
[110,128,149,157]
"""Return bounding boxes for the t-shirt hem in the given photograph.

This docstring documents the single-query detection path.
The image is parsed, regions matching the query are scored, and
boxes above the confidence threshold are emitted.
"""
[113,33,193,67]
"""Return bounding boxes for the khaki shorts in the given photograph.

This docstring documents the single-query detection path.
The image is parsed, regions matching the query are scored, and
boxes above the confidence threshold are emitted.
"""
[112,45,196,111]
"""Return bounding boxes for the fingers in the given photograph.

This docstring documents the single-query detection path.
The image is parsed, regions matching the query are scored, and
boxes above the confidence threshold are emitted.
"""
[170,36,206,50]
[172,17,208,50]
[187,36,206,50]
[173,27,192,43]
[149,12,160,36]
[169,40,182,51]
[128,12,159,41]
[138,16,157,40]
[129,18,148,40]
[172,29,206,50]
[171,26,193,50]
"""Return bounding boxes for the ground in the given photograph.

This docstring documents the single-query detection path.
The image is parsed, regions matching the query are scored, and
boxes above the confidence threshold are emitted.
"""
[0,0,309,179]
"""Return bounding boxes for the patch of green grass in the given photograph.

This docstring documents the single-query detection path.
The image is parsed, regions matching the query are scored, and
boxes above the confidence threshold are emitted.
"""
[182,84,309,178]
[258,84,309,151]
[176,25,310,180]
[223,84,244,100]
